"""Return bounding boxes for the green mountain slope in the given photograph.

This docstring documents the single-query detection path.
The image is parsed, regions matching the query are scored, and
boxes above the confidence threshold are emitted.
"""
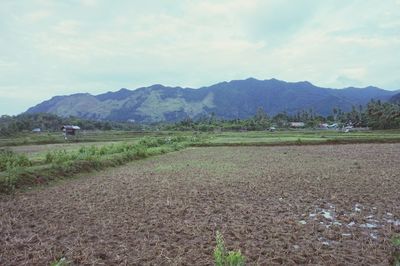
[389,92,400,104]
[26,78,397,122]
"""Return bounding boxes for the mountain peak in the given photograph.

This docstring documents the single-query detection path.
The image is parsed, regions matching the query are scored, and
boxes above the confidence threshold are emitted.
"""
[245,77,259,81]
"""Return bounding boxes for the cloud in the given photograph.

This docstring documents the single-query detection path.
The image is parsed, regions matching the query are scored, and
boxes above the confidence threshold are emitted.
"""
[0,0,399,115]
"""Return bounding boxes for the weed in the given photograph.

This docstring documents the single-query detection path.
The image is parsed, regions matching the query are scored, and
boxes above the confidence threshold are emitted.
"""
[0,149,31,171]
[50,257,69,266]
[392,235,400,266]
[214,231,245,266]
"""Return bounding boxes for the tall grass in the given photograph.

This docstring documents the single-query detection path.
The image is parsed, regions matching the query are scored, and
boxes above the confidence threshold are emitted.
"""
[0,149,31,171]
[0,134,204,193]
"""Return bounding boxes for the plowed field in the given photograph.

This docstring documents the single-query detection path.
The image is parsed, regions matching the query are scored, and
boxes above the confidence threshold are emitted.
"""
[1,144,399,265]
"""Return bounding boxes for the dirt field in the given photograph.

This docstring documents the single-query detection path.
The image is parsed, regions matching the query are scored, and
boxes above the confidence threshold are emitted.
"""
[1,144,399,265]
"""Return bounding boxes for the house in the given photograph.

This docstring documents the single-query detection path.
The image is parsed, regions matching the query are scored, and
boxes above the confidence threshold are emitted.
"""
[61,125,80,138]
[290,122,305,128]
[319,123,329,129]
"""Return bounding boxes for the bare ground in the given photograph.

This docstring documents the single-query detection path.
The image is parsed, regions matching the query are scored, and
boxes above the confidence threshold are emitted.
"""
[1,144,399,265]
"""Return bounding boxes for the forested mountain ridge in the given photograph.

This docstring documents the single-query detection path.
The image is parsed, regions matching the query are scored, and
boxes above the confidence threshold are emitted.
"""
[26,78,397,122]
[389,92,400,104]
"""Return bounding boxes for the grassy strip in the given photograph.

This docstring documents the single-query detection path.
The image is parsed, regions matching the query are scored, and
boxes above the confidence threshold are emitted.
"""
[0,135,201,194]
[192,137,400,147]
[0,131,175,147]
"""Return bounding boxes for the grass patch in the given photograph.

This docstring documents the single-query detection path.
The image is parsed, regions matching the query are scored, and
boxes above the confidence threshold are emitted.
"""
[195,130,400,147]
[0,149,31,171]
[0,134,204,193]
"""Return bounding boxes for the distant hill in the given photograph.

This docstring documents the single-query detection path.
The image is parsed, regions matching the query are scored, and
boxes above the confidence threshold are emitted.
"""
[26,78,397,122]
[389,92,400,104]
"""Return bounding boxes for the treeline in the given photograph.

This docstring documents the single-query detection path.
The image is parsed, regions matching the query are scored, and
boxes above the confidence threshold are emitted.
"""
[165,99,400,131]
[0,113,142,136]
[2,99,399,136]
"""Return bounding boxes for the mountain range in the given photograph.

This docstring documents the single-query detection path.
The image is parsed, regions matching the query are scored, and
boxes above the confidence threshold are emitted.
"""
[389,92,400,104]
[26,78,398,123]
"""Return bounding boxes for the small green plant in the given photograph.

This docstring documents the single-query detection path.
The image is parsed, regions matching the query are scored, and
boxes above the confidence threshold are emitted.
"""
[214,231,245,266]
[392,235,400,266]
[50,257,69,266]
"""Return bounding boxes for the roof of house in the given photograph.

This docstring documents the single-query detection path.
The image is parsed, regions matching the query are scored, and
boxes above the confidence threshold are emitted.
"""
[290,122,305,126]
[61,125,81,130]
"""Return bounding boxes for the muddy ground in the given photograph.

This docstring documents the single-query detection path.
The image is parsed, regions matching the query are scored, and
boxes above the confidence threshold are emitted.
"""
[1,144,399,265]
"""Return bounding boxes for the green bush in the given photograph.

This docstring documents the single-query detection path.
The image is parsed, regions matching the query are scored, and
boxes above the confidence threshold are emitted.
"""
[45,150,76,164]
[0,149,31,171]
[214,231,245,266]
[0,165,21,192]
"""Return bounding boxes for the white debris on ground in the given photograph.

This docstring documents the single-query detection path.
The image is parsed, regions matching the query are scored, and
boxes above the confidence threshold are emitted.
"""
[298,202,400,245]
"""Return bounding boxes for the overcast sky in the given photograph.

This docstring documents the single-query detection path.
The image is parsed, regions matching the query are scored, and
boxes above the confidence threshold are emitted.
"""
[1,0,400,115]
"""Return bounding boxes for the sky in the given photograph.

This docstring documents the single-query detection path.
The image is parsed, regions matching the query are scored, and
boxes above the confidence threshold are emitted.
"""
[1,0,400,115]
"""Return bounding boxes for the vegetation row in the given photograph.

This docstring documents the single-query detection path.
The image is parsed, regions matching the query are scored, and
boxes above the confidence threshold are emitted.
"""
[1,99,400,137]
[0,135,202,194]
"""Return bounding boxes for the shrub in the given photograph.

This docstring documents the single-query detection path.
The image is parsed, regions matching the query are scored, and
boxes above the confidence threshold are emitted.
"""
[45,150,73,164]
[214,231,245,266]
[134,145,148,158]
[0,164,21,193]
[0,149,31,171]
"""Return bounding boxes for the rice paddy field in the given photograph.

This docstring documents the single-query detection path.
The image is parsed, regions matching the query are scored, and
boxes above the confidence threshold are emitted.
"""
[0,130,400,265]
[203,130,400,145]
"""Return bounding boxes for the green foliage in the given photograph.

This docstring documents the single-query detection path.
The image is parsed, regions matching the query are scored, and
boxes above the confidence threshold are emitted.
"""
[0,134,202,193]
[393,235,400,266]
[214,231,245,266]
[393,235,400,247]
[165,99,400,131]
[367,100,400,129]
[0,113,142,137]
[50,257,69,266]
[0,149,31,171]
[1,165,22,192]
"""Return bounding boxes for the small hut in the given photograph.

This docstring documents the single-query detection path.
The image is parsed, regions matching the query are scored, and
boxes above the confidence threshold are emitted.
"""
[61,125,81,139]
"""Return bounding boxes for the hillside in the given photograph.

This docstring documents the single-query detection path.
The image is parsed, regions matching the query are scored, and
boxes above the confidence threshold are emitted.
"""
[389,92,400,104]
[26,78,397,122]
